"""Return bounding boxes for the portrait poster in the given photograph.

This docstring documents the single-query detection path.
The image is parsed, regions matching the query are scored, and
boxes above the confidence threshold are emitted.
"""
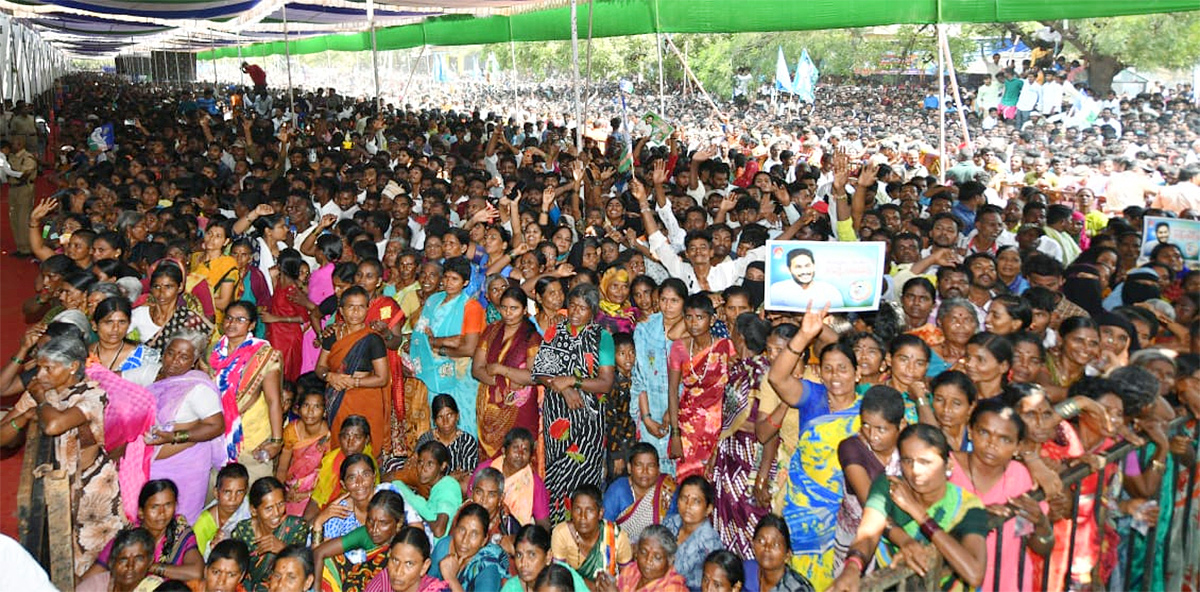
[765,240,886,313]
[1140,216,1199,265]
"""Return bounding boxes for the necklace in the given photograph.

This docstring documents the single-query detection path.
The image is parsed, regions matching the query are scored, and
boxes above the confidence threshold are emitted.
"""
[96,342,126,370]
[966,454,1006,496]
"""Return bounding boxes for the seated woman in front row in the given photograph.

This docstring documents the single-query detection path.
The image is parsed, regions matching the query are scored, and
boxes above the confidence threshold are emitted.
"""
[314,489,415,592]
[603,443,676,543]
[391,440,463,545]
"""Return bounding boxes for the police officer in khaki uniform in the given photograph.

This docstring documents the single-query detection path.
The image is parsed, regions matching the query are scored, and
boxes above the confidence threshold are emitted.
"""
[7,136,37,256]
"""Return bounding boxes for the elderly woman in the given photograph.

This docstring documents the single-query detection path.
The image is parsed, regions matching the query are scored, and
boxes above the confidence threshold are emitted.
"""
[928,298,979,376]
[613,524,688,592]
[532,282,616,521]
[468,467,522,551]
[75,528,163,592]
[143,330,226,522]
[1,335,125,579]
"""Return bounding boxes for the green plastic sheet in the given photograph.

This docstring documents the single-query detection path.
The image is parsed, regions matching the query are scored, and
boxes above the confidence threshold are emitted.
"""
[197,0,1200,60]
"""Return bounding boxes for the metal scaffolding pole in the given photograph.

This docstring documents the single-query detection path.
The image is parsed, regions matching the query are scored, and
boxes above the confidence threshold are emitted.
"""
[654,32,665,115]
[507,18,518,106]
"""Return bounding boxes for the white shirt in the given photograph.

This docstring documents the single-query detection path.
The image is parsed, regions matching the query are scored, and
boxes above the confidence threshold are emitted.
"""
[170,382,223,424]
[1017,82,1041,111]
[648,231,765,294]
[0,535,57,592]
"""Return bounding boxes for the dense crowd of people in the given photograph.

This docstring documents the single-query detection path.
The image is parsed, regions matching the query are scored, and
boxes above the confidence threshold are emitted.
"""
[0,51,1198,592]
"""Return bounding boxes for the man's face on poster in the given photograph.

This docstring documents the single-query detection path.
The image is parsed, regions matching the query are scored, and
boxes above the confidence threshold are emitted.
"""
[788,253,816,286]
[1156,224,1171,243]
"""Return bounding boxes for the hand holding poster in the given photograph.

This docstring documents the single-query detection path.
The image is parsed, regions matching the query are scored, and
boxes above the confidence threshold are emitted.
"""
[765,240,886,313]
[1140,216,1199,265]
[642,112,674,143]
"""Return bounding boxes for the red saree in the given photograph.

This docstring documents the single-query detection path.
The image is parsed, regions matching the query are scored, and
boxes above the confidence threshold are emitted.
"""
[671,338,735,480]
[268,283,308,382]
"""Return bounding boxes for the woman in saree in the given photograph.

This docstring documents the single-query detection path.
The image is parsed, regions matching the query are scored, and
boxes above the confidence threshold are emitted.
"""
[473,427,551,529]
[210,301,284,483]
[667,294,735,481]
[142,330,226,522]
[315,286,392,453]
[531,276,566,337]
[828,425,989,592]
[711,314,773,556]
[92,296,161,387]
[632,278,687,476]
[276,389,330,516]
[766,307,863,590]
[612,525,688,592]
[305,416,375,522]
[928,298,978,379]
[192,219,239,326]
[75,528,164,592]
[743,514,815,592]
[1,335,125,579]
[662,476,725,592]
[552,485,634,585]
[313,453,383,542]
[411,256,484,439]
[873,335,934,425]
[603,443,676,543]
[263,250,309,383]
[83,480,206,583]
[364,526,450,592]
[503,524,591,592]
[831,386,904,578]
[355,257,408,456]
[597,267,639,335]
[231,239,271,339]
[231,477,313,592]
[392,440,463,544]
[947,399,1054,592]
[411,395,481,488]
[131,261,213,351]
[472,286,541,459]
[899,277,942,348]
[1037,316,1101,402]
[314,489,408,592]
[303,233,344,372]
[431,503,510,592]
[533,283,617,523]
[468,467,522,553]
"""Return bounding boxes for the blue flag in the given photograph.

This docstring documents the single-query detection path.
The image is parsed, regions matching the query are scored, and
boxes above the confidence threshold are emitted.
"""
[773,46,793,94]
[793,48,819,103]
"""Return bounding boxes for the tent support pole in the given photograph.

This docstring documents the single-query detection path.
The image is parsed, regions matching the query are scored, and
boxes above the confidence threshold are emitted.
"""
[401,45,427,104]
[570,0,582,152]
[654,32,665,114]
[583,0,595,117]
[663,35,725,129]
[507,17,518,105]
[283,2,296,125]
[368,0,381,110]
[937,23,946,184]
[939,29,972,150]
[237,31,244,86]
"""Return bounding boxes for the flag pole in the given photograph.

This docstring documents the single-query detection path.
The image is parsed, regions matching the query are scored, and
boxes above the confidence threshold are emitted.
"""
[937,24,947,184]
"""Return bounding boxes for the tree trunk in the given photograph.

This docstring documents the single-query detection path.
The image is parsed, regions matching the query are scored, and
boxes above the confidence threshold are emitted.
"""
[1086,54,1123,96]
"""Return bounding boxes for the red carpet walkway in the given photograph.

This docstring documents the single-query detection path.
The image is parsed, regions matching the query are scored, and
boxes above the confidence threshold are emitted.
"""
[0,180,53,539]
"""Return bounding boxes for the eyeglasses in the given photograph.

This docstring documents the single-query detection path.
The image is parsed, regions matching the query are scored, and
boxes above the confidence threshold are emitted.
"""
[225,315,251,324]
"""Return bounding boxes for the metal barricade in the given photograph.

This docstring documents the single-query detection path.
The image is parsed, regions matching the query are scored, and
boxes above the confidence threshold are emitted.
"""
[861,415,1199,592]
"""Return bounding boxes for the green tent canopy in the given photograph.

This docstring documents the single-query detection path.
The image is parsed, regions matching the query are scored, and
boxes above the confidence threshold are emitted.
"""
[196,0,1200,60]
